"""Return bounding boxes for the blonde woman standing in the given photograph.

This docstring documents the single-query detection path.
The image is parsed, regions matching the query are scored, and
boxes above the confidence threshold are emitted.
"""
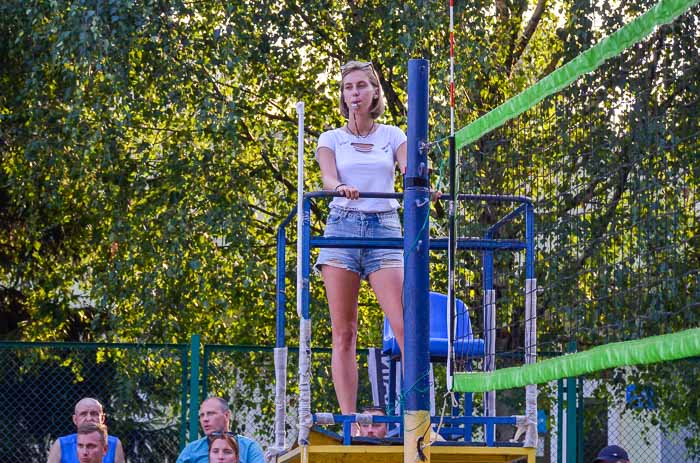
[315,60,406,426]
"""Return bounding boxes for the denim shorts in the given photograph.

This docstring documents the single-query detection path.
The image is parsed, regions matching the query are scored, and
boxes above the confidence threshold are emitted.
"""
[315,207,404,280]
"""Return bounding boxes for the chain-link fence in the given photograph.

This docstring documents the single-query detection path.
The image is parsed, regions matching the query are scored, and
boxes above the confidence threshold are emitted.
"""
[537,358,700,463]
[0,341,189,463]
[2,340,696,462]
[200,345,373,448]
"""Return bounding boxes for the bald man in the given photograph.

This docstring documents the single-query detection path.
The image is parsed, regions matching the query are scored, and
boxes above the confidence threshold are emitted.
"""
[47,398,125,463]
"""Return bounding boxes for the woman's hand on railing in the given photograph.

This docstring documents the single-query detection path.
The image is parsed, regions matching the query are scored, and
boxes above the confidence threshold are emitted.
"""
[335,183,360,200]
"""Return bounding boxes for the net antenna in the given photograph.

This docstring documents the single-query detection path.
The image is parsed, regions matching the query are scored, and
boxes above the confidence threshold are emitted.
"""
[446,0,458,392]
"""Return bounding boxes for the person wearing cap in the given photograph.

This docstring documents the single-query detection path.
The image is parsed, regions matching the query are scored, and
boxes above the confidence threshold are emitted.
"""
[593,445,630,463]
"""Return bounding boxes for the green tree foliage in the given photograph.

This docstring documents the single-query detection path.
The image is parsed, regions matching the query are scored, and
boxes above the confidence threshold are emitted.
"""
[0,0,567,343]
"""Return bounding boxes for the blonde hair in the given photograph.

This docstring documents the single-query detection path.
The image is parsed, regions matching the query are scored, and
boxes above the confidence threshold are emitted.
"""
[77,422,108,446]
[339,60,385,119]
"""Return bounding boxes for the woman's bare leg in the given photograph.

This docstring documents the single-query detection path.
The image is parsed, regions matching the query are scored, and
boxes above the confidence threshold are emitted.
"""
[322,265,362,416]
[368,267,405,357]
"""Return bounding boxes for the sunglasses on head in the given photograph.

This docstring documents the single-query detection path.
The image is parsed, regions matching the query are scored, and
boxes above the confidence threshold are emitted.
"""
[208,431,237,439]
[341,61,373,72]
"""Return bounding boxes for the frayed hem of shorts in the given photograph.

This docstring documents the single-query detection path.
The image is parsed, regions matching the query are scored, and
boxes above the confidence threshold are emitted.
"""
[314,261,361,277]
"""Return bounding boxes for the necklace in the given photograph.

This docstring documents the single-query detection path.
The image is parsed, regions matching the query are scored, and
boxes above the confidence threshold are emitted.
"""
[348,119,375,139]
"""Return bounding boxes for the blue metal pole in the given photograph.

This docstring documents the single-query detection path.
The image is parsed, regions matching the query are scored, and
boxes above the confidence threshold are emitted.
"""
[301,199,311,320]
[482,236,496,441]
[525,203,535,280]
[403,58,431,463]
[276,210,295,347]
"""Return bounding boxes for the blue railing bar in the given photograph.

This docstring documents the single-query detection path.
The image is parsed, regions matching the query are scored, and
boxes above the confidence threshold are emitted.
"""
[457,193,533,204]
[487,204,527,236]
[429,416,517,425]
[312,414,517,426]
[277,207,298,232]
[304,191,533,206]
[311,237,527,251]
[275,207,297,348]
[434,238,526,251]
[305,191,403,200]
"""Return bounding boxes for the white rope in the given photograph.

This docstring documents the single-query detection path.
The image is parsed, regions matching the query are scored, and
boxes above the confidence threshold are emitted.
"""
[524,278,539,448]
[483,288,497,418]
[273,347,288,451]
[297,318,312,444]
[315,412,335,425]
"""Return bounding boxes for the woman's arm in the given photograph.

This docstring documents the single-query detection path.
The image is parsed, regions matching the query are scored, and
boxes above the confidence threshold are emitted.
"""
[317,147,342,190]
[317,147,359,199]
[396,141,407,177]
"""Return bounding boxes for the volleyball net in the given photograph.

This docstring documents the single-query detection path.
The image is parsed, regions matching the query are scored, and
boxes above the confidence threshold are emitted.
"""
[448,0,699,393]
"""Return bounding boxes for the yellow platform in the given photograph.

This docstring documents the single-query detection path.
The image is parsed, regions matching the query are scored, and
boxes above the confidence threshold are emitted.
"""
[277,429,535,463]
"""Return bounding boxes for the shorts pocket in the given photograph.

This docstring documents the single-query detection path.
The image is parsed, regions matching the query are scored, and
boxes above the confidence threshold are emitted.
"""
[379,213,402,231]
[326,212,344,226]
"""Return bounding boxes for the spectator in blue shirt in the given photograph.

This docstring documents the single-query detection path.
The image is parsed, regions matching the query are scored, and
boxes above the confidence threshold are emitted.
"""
[47,397,125,463]
[176,397,264,463]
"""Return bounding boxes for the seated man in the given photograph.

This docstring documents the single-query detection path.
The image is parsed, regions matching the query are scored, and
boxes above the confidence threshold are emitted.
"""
[48,397,125,463]
[176,397,264,463]
[358,407,388,439]
[76,423,109,463]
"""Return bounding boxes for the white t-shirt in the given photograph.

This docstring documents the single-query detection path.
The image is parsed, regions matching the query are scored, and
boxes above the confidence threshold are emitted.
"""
[316,124,406,212]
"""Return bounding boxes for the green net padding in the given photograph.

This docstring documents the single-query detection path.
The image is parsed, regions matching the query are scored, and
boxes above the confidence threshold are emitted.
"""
[454,328,700,392]
[454,0,699,149]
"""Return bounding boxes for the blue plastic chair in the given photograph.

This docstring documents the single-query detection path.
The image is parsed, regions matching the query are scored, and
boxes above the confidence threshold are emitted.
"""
[382,291,485,440]
[382,291,485,360]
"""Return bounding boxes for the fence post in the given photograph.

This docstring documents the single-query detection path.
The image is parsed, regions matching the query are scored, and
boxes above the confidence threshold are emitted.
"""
[201,347,210,400]
[566,341,577,463]
[189,334,201,442]
[180,345,190,449]
[557,378,564,463]
[577,376,584,463]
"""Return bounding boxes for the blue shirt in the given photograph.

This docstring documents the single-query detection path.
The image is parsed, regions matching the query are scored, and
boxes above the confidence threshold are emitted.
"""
[176,435,264,463]
[58,433,119,463]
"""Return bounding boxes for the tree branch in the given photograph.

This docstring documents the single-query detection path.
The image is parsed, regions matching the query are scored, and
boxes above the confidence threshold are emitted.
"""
[373,61,405,121]
[511,0,547,73]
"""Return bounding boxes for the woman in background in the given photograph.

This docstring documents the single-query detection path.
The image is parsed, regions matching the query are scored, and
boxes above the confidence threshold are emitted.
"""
[208,432,239,463]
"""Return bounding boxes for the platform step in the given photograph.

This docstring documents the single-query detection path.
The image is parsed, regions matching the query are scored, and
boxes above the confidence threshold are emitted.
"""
[276,429,534,463]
